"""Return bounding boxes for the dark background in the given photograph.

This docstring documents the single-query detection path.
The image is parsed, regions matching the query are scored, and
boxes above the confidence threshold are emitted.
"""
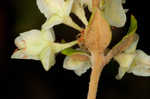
[1,0,150,99]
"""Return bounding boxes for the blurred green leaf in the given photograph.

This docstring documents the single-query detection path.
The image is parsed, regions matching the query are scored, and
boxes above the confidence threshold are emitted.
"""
[61,48,85,56]
[127,15,138,34]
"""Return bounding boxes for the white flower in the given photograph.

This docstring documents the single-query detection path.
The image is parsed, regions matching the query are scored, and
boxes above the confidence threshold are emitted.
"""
[71,0,88,26]
[80,0,126,27]
[128,50,150,77]
[114,53,136,79]
[11,29,77,71]
[63,52,91,76]
[114,35,150,79]
[102,0,127,27]
[37,0,82,30]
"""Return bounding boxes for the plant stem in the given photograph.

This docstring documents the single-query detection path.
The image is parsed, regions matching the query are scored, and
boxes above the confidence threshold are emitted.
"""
[92,0,100,10]
[87,53,105,99]
[54,40,78,53]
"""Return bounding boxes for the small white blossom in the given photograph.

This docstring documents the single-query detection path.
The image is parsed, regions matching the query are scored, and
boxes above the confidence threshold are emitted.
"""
[80,0,126,27]
[71,0,88,26]
[11,29,77,71]
[63,52,91,76]
[128,50,150,77]
[103,0,127,27]
[114,35,150,79]
[37,0,82,30]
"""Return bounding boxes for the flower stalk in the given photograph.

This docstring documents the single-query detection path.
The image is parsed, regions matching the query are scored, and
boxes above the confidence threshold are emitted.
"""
[87,53,105,99]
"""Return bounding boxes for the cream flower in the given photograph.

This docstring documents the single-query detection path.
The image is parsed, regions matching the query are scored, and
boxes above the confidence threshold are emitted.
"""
[114,34,150,79]
[63,52,91,76]
[128,50,150,77]
[80,0,126,27]
[11,29,77,71]
[102,0,127,27]
[36,0,82,30]
[71,0,88,26]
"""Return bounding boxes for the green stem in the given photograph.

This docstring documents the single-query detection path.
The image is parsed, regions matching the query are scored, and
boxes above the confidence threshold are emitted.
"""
[54,40,78,53]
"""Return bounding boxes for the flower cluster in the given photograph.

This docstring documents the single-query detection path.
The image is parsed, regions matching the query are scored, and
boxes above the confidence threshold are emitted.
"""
[114,35,150,79]
[11,0,150,80]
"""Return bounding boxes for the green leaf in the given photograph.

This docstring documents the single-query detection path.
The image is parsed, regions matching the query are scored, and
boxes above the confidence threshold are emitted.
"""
[127,15,138,34]
[61,48,85,56]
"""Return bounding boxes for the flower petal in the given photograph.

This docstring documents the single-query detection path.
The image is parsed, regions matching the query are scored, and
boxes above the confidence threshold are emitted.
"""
[126,50,150,77]
[115,53,136,68]
[135,50,150,66]
[19,29,50,56]
[116,66,128,80]
[36,0,65,18]
[74,65,91,76]
[114,53,136,79]
[42,15,63,30]
[128,64,150,77]
[103,0,126,27]
[72,0,88,25]
[11,49,39,60]
[15,36,25,49]
[64,0,74,16]
[37,0,74,30]
[63,53,91,76]
[40,47,55,71]
[15,29,55,57]
[42,28,55,42]
[36,0,51,18]
[11,50,25,59]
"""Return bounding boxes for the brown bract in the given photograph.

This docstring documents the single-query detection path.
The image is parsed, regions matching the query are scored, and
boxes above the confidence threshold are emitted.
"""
[83,7,112,99]
[84,7,112,54]
[70,53,90,61]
